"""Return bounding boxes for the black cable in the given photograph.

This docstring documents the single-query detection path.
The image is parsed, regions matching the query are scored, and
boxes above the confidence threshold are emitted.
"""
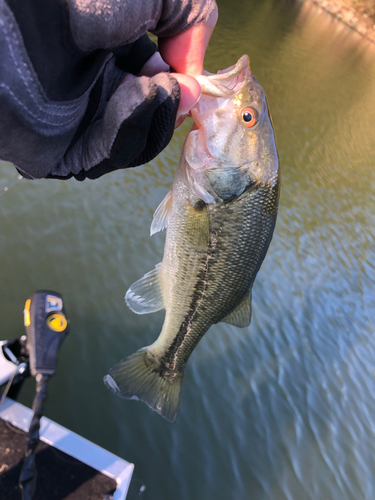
[19,373,51,500]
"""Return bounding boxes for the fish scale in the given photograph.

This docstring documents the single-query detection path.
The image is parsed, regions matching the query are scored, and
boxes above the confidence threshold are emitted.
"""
[104,55,280,422]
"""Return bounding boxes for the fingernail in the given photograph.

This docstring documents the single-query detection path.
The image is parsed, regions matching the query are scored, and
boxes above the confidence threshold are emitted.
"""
[191,87,202,109]
[180,86,202,115]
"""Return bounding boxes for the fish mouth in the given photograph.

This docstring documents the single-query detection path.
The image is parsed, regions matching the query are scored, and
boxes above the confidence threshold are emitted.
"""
[196,55,252,98]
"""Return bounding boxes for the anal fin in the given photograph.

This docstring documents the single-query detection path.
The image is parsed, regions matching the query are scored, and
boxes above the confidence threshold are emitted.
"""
[221,289,252,328]
[125,263,164,314]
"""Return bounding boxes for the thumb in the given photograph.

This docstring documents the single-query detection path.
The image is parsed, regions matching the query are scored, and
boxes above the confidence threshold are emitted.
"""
[172,73,201,128]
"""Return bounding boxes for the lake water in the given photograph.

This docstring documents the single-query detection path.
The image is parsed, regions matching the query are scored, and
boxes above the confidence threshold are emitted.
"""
[1,1,375,499]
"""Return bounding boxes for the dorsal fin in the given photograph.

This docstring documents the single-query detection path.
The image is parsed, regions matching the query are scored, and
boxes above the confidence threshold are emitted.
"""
[125,263,164,314]
[150,189,173,236]
[221,289,252,327]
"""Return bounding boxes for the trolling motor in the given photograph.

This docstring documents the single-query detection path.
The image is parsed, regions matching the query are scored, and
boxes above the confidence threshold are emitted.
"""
[20,291,69,500]
[0,291,69,500]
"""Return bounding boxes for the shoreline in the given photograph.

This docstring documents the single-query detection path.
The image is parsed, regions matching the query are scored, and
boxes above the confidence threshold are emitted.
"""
[306,0,375,44]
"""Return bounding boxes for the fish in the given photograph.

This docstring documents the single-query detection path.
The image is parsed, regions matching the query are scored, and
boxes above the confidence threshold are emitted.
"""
[104,55,280,422]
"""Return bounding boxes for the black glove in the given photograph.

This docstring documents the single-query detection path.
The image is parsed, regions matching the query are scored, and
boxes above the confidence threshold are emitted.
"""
[49,58,180,180]
[0,0,215,180]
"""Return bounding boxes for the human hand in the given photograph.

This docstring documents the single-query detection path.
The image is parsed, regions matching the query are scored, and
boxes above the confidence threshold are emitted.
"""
[8,0,218,180]
[122,4,218,129]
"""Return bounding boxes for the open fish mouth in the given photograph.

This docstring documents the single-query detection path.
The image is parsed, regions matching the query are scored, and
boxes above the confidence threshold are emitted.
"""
[196,55,251,97]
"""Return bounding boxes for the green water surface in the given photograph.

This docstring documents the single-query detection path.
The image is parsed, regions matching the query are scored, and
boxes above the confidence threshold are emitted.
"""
[1,1,375,499]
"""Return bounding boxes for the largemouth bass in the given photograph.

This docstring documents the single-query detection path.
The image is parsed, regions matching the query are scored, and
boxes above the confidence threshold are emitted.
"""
[104,55,280,422]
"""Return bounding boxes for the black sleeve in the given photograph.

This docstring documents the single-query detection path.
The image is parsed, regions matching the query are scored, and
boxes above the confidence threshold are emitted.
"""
[68,0,217,51]
[5,0,159,101]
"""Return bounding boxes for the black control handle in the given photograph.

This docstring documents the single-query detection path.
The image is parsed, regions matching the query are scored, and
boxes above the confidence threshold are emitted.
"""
[24,291,69,377]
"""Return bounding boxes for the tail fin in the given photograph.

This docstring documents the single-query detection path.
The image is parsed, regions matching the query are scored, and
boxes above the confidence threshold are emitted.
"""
[104,348,183,423]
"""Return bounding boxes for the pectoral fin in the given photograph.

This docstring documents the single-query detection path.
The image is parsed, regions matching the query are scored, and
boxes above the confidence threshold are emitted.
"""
[150,189,173,236]
[125,263,164,314]
[221,290,252,327]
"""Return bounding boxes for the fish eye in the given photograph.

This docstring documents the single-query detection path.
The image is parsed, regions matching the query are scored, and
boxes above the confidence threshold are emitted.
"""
[241,107,258,128]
